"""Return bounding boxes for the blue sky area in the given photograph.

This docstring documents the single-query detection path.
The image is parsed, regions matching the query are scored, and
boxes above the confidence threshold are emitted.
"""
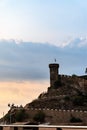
[0,0,87,43]
[0,0,87,80]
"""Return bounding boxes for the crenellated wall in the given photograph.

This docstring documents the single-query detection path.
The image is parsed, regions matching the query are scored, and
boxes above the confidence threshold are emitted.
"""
[25,108,87,125]
[59,74,87,83]
[49,63,87,90]
[59,74,87,93]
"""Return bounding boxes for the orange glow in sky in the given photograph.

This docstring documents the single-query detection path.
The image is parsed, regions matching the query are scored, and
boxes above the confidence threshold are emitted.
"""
[0,80,49,117]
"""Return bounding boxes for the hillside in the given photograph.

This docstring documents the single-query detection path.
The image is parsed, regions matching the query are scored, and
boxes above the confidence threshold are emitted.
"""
[2,63,87,125]
[25,75,87,110]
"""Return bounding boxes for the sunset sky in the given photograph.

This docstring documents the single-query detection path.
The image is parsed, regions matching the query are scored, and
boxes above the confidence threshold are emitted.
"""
[0,0,87,117]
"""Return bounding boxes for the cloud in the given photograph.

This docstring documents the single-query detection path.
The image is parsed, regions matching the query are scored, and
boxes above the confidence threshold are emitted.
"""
[0,38,86,82]
[63,37,87,48]
[0,38,87,117]
[0,40,50,81]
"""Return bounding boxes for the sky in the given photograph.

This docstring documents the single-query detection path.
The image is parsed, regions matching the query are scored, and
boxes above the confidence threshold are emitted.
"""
[0,0,87,118]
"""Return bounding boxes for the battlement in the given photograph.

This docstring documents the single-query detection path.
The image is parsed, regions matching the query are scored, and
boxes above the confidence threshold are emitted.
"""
[60,74,87,82]
[49,63,59,68]
[25,107,87,125]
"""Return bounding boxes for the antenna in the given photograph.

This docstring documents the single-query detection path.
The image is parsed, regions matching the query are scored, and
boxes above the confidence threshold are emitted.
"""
[85,68,87,74]
[54,58,56,63]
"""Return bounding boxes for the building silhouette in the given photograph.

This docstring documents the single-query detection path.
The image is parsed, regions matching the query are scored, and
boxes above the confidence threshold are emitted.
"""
[49,63,59,87]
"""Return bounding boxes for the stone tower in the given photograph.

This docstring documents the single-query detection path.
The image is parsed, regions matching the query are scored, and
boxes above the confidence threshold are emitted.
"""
[49,63,59,87]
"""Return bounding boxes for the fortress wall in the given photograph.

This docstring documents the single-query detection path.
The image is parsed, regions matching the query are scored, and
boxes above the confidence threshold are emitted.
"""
[25,108,87,125]
[60,75,87,84]
[60,75,82,81]
[60,75,87,92]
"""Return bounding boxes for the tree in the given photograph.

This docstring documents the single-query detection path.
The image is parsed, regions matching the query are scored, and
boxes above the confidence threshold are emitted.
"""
[72,74,77,77]
[15,109,28,122]
[33,111,45,123]
[70,115,82,123]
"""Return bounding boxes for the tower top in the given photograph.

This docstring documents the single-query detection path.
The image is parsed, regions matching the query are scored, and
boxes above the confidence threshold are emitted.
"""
[49,63,59,87]
[49,63,59,68]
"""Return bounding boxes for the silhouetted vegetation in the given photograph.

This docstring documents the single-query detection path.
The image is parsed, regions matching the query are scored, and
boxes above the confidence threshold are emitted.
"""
[72,74,77,77]
[70,115,82,123]
[64,96,70,101]
[15,109,29,122]
[33,111,45,123]
[72,95,84,106]
[4,113,11,123]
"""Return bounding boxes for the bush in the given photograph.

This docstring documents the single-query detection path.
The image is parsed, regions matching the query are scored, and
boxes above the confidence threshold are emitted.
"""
[4,113,10,123]
[70,116,82,123]
[72,95,84,106]
[72,74,77,77]
[64,96,70,101]
[15,109,28,122]
[33,111,45,123]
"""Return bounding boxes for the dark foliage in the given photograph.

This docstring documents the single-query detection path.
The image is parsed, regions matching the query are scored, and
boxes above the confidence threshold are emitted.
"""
[64,96,70,101]
[33,111,45,123]
[15,109,28,122]
[72,95,84,106]
[70,115,82,123]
